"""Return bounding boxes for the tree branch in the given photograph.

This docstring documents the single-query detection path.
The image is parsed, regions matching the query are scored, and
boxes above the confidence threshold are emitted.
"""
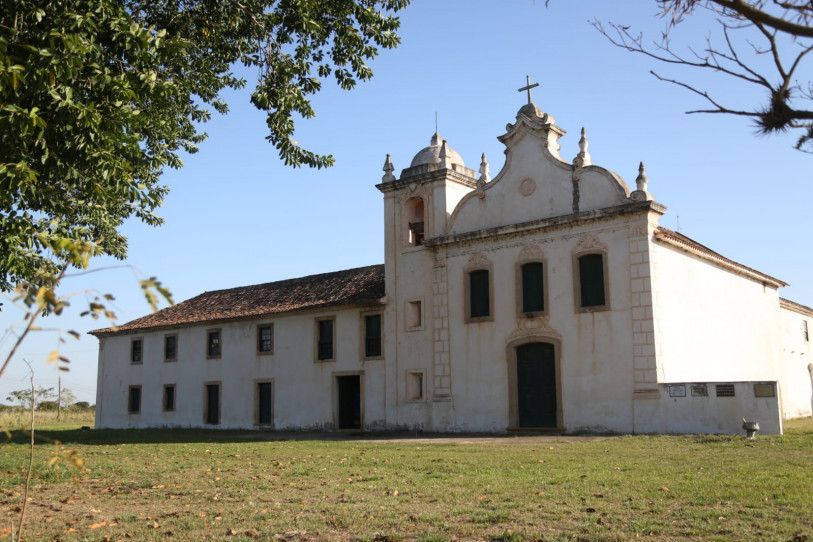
[711,0,813,38]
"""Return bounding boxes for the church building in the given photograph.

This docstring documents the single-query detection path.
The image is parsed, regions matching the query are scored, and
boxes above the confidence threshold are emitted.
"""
[92,93,813,435]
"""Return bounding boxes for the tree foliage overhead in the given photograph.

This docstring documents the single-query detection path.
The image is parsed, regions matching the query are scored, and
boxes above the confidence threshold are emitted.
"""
[594,0,813,152]
[0,0,408,291]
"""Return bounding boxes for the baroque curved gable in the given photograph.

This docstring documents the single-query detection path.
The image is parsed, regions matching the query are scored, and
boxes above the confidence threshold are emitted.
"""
[446,103,637,237]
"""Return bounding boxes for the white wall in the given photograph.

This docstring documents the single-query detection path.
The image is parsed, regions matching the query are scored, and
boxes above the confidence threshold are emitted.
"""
[95,305,387,430]
[777,304,813,418]
[633,382,783,434]
[442,219,642,433]
[651,242,783,383]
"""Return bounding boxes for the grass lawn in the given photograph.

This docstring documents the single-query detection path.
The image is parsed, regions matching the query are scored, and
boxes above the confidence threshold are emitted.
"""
[1,418,811,541]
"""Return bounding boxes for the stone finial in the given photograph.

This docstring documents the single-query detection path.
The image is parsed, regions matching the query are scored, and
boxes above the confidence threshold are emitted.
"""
[635,162,648,192]
[572,127,592,168]
[439,140,452,169]
[382,154,396,182]
[478,153,490,182]
[630,161,652,202]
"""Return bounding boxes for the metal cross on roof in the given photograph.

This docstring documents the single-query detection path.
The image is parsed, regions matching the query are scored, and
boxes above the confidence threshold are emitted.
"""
[518,75,539,104]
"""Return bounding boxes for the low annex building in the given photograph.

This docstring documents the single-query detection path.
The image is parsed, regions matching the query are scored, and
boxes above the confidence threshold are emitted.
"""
[92,96,813,434]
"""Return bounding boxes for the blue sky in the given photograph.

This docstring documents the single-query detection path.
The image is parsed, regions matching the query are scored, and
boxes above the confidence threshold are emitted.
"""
[2,0,811,404]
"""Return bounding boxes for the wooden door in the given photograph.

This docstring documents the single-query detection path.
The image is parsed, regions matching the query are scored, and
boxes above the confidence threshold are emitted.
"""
[516,343,557,428]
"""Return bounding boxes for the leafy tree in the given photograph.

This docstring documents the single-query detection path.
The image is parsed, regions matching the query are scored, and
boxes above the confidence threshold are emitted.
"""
[593,0,813,151]
[0,0,408,291]
[6,386,55,409]
[58,387,76,409]
[72,401,91,410]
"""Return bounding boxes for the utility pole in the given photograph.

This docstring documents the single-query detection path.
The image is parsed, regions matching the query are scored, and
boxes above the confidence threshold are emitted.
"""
[57,375,61,420]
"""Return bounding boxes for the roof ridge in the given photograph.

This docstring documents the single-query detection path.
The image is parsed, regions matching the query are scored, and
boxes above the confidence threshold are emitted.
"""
[196,263,384,297]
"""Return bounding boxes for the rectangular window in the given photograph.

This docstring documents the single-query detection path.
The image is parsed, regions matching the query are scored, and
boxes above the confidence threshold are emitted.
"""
[131,339,142,364]
[205,383,220,424]
[364,314,382,357]
[163,384,176,411]
[128,386,141,413]
[406,300,423,330]
[406,371,425,402]
[257,382,273,425]
[317,318,334,361]
[578,254,606,308]
[164,335,177,362]
[469,269,491,319]
[207,329,221,358]
[257,324,273,354]
[521,262,545,314]
[805,320,809,342]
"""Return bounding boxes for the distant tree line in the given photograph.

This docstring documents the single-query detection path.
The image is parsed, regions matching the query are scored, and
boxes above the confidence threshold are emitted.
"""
[3,387,93,411]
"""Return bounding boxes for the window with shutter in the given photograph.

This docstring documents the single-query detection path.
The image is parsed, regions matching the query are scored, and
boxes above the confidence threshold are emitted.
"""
[364,314,382,357]
[317,318,334,360]
[469,269,490,319]
[521,262,545,314]
[578,254,606,308]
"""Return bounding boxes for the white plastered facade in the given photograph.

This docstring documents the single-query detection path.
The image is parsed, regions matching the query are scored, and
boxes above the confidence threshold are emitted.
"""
[94,102,813,434]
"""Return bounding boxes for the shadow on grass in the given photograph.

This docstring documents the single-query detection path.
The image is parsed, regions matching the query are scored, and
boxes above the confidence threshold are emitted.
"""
[2,428,389,446]
[6,418,809,446]
[2,428,576,446]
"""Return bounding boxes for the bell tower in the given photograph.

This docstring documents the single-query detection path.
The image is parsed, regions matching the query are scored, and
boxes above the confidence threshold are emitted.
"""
[375,130,478,429]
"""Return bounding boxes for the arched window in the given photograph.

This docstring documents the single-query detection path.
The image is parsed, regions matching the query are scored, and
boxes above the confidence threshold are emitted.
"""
[406,197,425,246]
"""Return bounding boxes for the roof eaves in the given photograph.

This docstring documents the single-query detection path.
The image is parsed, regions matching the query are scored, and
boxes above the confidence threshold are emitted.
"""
[654,227,787,288]
[779,297,813,318]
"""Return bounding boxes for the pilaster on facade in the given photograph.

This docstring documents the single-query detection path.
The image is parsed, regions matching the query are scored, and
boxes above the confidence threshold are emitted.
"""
[431,257,452,401]
[629,224,660,398]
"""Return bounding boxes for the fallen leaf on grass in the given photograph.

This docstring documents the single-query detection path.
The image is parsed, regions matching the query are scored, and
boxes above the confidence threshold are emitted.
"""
[227,528,238,536]
[89,520,107,528]
[246,529,261,538]
[660,487,670,492]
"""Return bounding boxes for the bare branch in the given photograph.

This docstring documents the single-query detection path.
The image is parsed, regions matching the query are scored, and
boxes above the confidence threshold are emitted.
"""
[597,1,813,152]
[711,0,813,38]
[651,71,761,116]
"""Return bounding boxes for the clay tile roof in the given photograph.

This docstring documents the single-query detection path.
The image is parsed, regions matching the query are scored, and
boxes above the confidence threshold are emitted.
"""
[92,264,385,337]
[653,227,787,288]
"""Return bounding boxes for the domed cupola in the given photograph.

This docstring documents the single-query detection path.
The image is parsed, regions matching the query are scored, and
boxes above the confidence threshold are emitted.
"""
[409,131,465,169]
[398,132,476,180]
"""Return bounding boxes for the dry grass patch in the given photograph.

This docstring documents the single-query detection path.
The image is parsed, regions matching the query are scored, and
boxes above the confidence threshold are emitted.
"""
[0,418,811,541]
